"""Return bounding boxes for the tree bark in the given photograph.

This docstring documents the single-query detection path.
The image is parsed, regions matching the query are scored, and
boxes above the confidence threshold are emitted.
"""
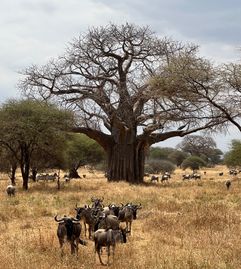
[9,163,17,186]
[106,141,146,183]
[106,121,146,183]
[69,167,81,179]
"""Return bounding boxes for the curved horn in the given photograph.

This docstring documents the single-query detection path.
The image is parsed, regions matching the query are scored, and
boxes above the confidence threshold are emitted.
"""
[54,215,64,222]
[71,217,80,222]
[75,203,78,210]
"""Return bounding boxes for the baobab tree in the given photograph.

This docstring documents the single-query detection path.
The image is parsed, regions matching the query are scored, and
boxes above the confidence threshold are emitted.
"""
[21,23,224,183]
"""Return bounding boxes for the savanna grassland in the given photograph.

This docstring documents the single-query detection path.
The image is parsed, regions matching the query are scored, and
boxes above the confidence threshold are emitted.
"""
[0,166,241,269]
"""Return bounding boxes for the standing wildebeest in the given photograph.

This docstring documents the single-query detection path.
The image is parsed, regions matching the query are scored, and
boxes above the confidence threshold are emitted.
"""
[75,205,99,239]
[118,203,142,235]
[6,185,16,196]
[94,228,128,266]
[151,175,159,182]
[91,197,104,209]
[54,215,86,255]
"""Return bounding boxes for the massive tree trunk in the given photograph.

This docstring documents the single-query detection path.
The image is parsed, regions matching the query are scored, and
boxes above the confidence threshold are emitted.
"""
[106,120,146,183]
[107,141,146,183]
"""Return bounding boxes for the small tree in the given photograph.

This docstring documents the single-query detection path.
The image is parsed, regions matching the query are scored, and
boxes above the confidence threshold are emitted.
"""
[224,140,241,168]
[148,147,175,160]
[64,133,105,178]
[181,156,207,171]
[145,159,175,174]
[168,150,189,167]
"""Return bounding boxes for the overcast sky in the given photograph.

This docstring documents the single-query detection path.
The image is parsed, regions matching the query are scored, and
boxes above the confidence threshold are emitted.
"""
[1,0,241,151]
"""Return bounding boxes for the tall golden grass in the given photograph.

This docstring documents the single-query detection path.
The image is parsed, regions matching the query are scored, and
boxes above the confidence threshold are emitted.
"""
[0,166,241,269]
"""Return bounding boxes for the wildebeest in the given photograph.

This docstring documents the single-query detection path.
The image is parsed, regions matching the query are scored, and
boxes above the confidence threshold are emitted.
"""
[54,215,86,255]
[118,203,142,235]
[91,197,104,209]
[95,214,120,231]
[182,174,191,180]
[6,185,15,196]
[191,173,201,180]
[75,205,99,239]
[151,175,159,182]
[94,228,128,266]
[229,169,238,176]
[161,172,171,182]
[225,180,232,190]
[219,172,224,176]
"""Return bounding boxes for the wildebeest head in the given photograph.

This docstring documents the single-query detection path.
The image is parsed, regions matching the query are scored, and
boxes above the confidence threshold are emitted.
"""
[54,215,80,240]
[130,203,142,220]
[75,205,89,220]
[91,197,104,208]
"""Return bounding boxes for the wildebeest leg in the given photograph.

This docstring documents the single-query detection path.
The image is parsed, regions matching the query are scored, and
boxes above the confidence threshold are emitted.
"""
[97,246,107,266]
[71,242,75,255]
[88,225,92,239]
[107,245,111,266]
[129,221,132,235]
[59,239,64,256]
[83,221,87,237]
[75,239,79,256]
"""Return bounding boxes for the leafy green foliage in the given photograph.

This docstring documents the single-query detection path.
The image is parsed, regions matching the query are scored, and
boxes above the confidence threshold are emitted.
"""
[64,133,105,172]
[145,159,175,174]
[181,156,207,171]
[0,99,74,189]
[224,140,241,168]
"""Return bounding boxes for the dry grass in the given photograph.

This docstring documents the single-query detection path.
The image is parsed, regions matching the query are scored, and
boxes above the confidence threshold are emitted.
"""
[0,166,241,268]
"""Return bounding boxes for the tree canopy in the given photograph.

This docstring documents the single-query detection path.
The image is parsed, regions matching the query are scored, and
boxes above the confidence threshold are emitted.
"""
[0,99,73,189]
[224,140,241,168]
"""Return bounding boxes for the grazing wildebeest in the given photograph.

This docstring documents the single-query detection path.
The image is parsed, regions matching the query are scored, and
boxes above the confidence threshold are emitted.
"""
[54,215,86,255]
[229,169,238,176]
[225,180,232,190]
[6,185,15,196]
[94,228,128,266]
[151,175,159,182]
[219,172,224,176]
[191,173,201,180]
[161,172,171,182]
[118,203,142,235]
[182,174,191,180]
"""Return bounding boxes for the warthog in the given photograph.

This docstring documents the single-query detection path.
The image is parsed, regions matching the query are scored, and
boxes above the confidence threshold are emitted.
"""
[6,185,15,196]
[94,228,128,266]
[54,215,86,255]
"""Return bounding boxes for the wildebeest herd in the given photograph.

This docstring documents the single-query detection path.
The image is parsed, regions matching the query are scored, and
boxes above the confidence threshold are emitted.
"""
[55,197,142,266]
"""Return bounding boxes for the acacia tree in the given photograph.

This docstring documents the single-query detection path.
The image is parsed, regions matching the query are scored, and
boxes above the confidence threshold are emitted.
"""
[0,99,73,190]
[64,133,105,178]
[22,23,223,183]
